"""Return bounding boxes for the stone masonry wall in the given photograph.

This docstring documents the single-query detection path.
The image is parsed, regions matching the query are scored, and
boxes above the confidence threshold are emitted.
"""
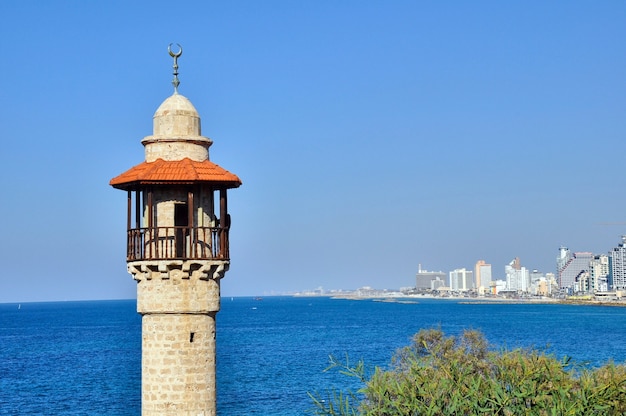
[141,313,216,416]
[134,263,223,314]
[129,259,227,416]
[144,139,209,163]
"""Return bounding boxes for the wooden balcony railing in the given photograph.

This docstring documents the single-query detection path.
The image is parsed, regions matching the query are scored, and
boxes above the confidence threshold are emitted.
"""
[126,226,229,261]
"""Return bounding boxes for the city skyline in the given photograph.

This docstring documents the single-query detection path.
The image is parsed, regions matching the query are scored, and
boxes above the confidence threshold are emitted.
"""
[409,233,626,296]
[281,233,626,296]
[1,2,626,302]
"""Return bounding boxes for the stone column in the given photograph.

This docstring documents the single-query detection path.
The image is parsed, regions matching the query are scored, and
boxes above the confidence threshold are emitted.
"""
[141,313,217,416]
[129,260,226,416]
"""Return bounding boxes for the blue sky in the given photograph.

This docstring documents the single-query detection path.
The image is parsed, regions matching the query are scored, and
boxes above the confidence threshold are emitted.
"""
[1,1,625,301]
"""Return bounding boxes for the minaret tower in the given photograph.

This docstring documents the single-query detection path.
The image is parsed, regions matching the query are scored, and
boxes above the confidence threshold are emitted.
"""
[110,44,241,416]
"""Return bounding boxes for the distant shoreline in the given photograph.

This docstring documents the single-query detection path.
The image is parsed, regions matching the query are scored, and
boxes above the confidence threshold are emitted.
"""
[294,293,626,307]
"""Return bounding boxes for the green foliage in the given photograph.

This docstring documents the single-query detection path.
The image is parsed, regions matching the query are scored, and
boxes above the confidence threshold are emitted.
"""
[309,328,626,415]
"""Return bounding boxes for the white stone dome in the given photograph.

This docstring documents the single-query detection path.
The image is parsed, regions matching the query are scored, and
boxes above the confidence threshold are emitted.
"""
[153,93,201,137]
[142,93,213,162]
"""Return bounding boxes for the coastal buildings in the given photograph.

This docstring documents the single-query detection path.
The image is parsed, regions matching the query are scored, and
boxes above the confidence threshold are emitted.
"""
[474,260,492,293]
[492,279,507,295]
[528,270,555,296]
[609,237,626,290]
[408,236,626,298]
[449,268,474,291]
[589,255,609,292]
[505,258,530,292]
[545,273,558,292]
[415,265,446,290]
[110,46,241,416]
[557,247,593,293]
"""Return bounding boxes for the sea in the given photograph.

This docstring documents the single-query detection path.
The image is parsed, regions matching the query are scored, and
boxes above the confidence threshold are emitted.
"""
[2,297,626,415]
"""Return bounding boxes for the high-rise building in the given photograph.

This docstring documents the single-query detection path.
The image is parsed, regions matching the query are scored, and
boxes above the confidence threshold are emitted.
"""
[529,269,546,295]
[505,258,529,292]
[556,247,570,276]
[556,247,593,292]
[449,268,474,291]
[474,260,492,290]
[590,254,610,292]
[415,264,446,290]
[609,236,626,290]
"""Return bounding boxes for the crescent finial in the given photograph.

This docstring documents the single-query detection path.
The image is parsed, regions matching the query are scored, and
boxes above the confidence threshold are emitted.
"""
[168,43,183,58]
[168,43,183,93]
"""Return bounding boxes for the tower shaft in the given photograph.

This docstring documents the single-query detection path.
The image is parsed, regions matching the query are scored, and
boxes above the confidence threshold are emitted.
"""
[130,260,226,416]
[142,313,216,415]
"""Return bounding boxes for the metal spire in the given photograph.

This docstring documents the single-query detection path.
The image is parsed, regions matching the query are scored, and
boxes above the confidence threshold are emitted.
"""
[168,43,183,93]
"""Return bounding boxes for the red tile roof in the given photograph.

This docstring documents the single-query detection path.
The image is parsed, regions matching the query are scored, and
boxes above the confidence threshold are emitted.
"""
[110,158,242,190]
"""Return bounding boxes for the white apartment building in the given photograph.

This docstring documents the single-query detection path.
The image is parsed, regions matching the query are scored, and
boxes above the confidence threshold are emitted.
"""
[492,279,508,295]
[505,258,529,292]
[589,254,609,292]
[449,268,474,291]
[609,236,626,290]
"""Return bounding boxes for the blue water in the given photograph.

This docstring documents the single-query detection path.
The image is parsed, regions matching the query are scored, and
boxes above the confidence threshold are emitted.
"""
[2,297,626,415]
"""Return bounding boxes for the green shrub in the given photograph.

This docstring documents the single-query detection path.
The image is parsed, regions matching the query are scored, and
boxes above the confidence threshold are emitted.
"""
[309,328,626,415]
